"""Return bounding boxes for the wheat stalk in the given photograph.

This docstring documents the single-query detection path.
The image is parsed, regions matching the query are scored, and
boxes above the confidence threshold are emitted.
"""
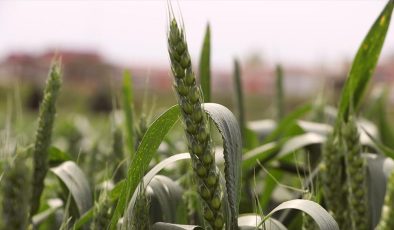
[168,17,224,229]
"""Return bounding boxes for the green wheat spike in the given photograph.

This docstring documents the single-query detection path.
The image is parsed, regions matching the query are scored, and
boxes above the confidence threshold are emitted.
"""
[1,152,31,230]
[343,116,369,230]
[90,191,113,230]
[168,17,224,230]
[320,131,350,229]
[127,182,151,230]
[30,60,62,216]
[377,170,394,230]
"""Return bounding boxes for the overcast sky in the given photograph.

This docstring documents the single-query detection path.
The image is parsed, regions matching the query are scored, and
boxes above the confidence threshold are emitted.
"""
[0,1,393,70]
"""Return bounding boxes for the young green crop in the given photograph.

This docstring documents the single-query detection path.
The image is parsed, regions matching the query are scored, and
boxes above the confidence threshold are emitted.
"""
[168,17,224,229]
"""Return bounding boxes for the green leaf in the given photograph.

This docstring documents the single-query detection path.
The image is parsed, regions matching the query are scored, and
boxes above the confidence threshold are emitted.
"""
[263,104,312,144]
[337,0,394,124]
[50,161,92,216]
[109,105,181,229]
[261,199,339,230]
[204,103,242,228]
[199,23,211,103]
[242,142,279,171]
[370,87,394,149]
[122,70,135,158]
[233,59,246,147]
[361,126,394,159]
[48,146,71,167]
[276,133,325,159]
[244,127,260,150]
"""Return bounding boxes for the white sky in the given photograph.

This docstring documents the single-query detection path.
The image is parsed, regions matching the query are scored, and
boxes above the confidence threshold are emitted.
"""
[0,1,393,70]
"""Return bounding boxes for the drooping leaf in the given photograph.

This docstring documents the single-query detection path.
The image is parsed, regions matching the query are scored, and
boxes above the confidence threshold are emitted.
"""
[146,176,184,223]
[337,0,393,124]
[204,103,242,228]
[125,153,190,224]
[242,142,279,171]
[238,214,286,230]
[109,105,181,229]
[364,153,394,228]
[199,23,211,103]
[276,133,325,159]
[261,199,339,230]
[50,161,92,216]
[32,199,63,226]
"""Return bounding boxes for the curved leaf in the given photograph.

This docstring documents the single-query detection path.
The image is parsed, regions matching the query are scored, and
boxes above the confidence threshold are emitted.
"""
[242,142,279,171]
[50,161,92,216]
[152,222,203,230]
[364,153,394,228]
[204,103,242,228]
[147,176,184,223]
[32,198,63,226]
[109,105,181,229]
[125,153,190,222]
[261,199,339,230]
[263,103,312,143]
[277,133,325,159]
[337,0,393,123]
[238,214,286,230]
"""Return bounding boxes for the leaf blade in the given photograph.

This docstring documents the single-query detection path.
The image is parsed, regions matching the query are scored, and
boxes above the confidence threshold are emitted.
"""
[109,105,181,229]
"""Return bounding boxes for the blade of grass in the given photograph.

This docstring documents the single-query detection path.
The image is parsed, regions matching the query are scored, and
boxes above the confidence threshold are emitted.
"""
[50,161,92,217]
[199,23,211,103]
[122,70,135,159]
[260,199,339,230]
[233,59,246,148]
[275,64,285,121]
[109,105,180,229]
[336,0,393,125]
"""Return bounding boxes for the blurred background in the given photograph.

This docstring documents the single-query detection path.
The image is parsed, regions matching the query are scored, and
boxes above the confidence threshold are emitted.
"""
[1,0,394,121]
